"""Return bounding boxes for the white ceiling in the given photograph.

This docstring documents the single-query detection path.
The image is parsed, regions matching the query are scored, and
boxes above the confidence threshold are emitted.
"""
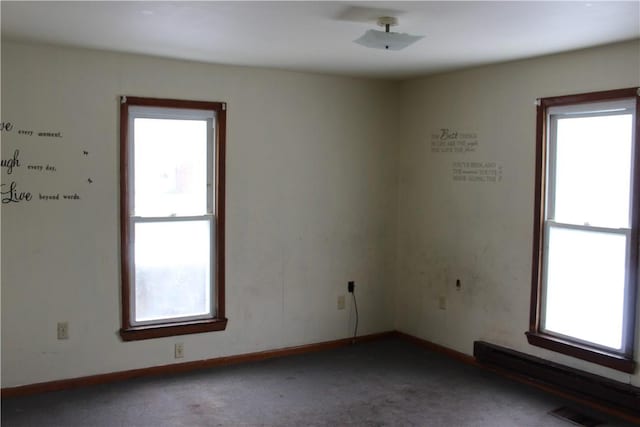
[2,1,639,80]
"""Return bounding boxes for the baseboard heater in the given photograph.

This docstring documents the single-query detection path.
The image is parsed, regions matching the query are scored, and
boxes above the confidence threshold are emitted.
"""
[473,341,640,416]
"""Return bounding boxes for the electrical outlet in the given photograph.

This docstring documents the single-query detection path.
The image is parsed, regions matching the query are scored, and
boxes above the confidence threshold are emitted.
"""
[348,281,355,293]
[175,343,184,359]
[438,296,447,310]
[337,295,346,310]
[57,322,69,340]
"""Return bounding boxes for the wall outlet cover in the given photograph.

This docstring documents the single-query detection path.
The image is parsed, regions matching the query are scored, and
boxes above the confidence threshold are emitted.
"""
[175,343,184,359]
[57,322,69,340]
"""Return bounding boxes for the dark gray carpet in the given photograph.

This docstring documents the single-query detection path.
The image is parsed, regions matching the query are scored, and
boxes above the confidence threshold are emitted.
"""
[2,338,636,426]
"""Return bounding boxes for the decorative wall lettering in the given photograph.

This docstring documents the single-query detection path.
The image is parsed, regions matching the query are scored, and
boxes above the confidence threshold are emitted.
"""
[83,149,93,184]
[25,164,57,172]
[1,181,32,203]
[37,131,62,138]
[1,149,21,174]
[431,128,478,153]
[452,161,503,183]
[1,120,62,139]
[1,119,82,203]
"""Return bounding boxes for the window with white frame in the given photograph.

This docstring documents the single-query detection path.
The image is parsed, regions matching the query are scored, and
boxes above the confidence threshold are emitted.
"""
[120,97,227,341]
[528,88,639,373]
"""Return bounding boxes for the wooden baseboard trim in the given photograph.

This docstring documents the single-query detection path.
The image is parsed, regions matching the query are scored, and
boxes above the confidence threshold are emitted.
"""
[394,332,478,365]
[5,330,639,424]
[1,331,395,398]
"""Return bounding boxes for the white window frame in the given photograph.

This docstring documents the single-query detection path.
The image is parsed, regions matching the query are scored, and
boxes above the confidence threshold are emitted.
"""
[128,106,216,326]
[527,88,639,373]
[119,97,227,341]
[541,100,636,353]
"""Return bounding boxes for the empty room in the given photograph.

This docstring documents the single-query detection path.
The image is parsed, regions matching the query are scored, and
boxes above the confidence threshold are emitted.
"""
[1,1,639,426]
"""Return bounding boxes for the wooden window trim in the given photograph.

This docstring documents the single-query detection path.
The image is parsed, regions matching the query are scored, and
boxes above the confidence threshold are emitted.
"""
[119,96,227,341]
[528,87,639,374]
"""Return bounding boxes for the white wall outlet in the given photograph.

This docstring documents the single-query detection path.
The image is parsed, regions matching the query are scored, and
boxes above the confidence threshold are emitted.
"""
[175,343,184,359]
[57,322,69,340]
[337,295,346,310]
[438,296,447,310]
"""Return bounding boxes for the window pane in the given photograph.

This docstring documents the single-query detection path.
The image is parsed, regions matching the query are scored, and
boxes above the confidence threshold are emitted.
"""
[134,118,208,216]
[553,114,632,228]
[134,220,212,322]
[543,226,626,350]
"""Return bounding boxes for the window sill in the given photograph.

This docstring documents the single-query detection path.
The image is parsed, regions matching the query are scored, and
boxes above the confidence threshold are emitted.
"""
[120,318,228,341]
[525,331,635,374]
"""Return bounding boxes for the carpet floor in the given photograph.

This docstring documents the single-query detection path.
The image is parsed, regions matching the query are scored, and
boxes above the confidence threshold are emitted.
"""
[1,337,636,426]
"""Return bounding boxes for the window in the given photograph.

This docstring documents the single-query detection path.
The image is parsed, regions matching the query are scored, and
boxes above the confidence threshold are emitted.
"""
[528,88,639,373]
[120,97,227,341]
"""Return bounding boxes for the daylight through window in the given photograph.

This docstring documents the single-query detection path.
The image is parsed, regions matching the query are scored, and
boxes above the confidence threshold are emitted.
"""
[528,88,639,373]
[120,97,227,341]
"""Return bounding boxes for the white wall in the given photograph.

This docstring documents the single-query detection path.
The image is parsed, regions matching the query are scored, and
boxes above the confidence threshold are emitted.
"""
[395,39,640,386]
[0,41,399,387]
[3,38,640,390]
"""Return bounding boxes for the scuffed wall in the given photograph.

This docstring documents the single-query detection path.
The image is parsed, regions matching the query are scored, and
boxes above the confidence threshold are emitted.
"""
[1,41,399,387]
[395,40,640,386]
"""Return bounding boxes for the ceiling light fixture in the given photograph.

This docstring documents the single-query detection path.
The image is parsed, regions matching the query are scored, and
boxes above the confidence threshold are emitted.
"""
[354,16,424,51]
